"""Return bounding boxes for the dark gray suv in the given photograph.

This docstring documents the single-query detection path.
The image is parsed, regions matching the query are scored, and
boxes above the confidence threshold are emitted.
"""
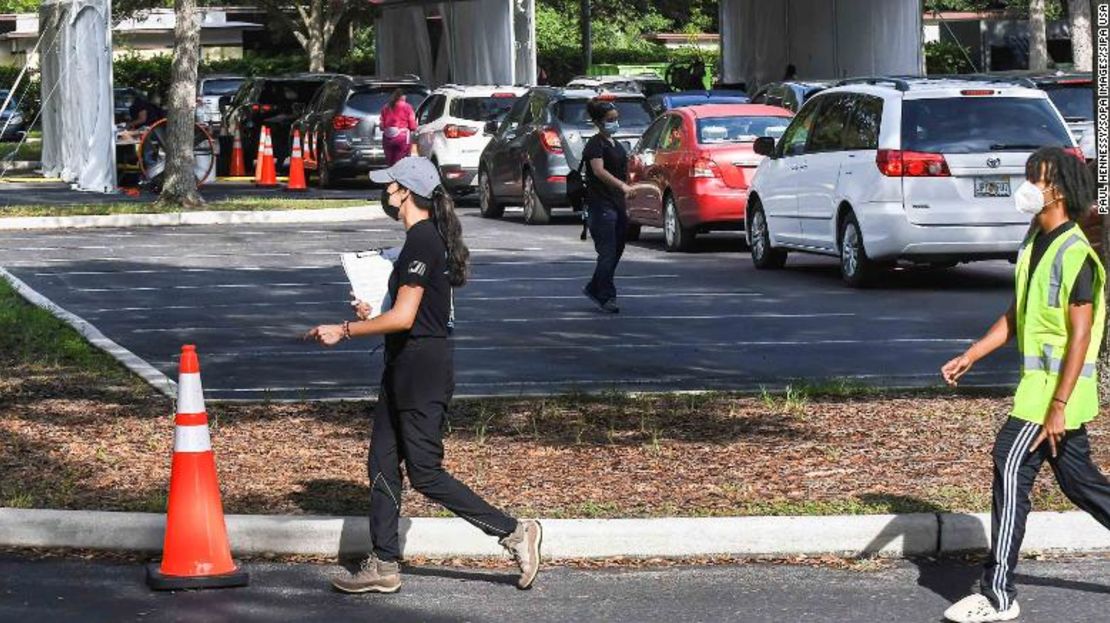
[291,75,429,187]
[477,88,653,224]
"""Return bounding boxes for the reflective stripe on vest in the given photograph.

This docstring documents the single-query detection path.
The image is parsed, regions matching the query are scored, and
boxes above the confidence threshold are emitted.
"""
[1021,343,1097,378]
[1048,235,1083,308]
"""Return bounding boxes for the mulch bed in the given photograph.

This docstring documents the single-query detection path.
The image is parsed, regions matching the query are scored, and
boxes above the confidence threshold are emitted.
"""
[4,369,1108,519]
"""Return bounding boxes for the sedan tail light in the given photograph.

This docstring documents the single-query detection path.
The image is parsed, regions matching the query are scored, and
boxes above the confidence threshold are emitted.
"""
[250,104,274,113]
[690,156,721,178]
[332,115,360,130]
[539,128,563,153]
[444,124,479,139]
[876,149,951,177]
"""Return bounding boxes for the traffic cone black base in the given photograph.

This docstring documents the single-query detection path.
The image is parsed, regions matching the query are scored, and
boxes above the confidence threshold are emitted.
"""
[146,563,249,591]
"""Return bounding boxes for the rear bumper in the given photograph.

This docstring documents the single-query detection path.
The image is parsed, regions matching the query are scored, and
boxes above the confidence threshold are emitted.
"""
[328,143,389,173]
[860,201,1025,262]
[685,183,749,228]
[535,174,569,207]
[438,164,477,192]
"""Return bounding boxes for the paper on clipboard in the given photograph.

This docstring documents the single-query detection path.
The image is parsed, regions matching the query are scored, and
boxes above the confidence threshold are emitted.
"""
[341,247,400,314]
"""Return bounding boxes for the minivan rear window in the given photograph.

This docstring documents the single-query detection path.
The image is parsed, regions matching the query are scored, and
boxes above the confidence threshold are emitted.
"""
[347,88,428,113]
[901,97,1073,153]
[556,99,653,128]
[696,116,791,144]
[1041,84,1093,122]
[201,79,244,96]
[450,96,519,122]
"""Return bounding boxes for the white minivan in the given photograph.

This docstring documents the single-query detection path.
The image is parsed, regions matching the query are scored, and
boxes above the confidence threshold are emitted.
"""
[746,77,1081,286]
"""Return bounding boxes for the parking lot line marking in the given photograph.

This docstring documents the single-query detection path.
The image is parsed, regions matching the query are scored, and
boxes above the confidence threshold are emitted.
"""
[462,292,761,301]
[0,267,175,398]
[74,282,350,293]
[467,274,680,283]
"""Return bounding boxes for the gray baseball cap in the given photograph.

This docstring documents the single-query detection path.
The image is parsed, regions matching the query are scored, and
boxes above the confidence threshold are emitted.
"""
[369,157,440,199]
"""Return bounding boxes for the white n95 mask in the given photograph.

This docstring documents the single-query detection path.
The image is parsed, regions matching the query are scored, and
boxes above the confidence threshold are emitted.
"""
[1014,181,1046,215]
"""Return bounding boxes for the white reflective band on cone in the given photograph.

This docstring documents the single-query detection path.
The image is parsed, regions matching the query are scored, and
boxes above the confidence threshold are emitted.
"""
[177,372,206,414]
[174,424,212,453]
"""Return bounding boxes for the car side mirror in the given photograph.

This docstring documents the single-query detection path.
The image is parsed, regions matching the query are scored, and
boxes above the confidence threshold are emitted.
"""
[484,119,500,135]
[753,137,776,157]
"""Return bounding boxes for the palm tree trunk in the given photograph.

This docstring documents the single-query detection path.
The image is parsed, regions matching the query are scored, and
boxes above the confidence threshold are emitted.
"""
[1028,0,1049,72]
[159,0,203,208]
[1067,0,1092,72]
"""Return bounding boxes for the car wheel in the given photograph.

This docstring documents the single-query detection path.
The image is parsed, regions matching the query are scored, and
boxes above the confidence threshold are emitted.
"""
[663,193,694,252]
[522,172,551,225]
[478,167,504,219]
[839,213,879,288]
[625,222,642,242]
[749,200,787,269]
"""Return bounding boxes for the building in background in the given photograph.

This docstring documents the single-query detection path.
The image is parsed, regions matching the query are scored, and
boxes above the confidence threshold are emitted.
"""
[924,9,1079,72]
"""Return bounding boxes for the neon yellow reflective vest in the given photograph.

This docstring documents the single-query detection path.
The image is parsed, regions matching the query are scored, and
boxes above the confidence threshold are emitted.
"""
[1012,224,1106,429]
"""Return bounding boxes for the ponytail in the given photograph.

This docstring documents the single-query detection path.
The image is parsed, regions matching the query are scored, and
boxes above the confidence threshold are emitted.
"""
[413,186,470,287]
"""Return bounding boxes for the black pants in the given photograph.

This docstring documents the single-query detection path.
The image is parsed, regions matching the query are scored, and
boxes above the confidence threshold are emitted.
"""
[586,201,627,304]
[980,417,1110,610]
[368,339,517,562]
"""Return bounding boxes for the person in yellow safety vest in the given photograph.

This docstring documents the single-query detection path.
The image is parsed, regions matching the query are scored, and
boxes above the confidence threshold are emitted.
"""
[940,147,1110,623]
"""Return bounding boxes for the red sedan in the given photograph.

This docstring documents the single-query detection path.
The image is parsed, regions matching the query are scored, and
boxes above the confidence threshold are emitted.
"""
[626,104,793,251]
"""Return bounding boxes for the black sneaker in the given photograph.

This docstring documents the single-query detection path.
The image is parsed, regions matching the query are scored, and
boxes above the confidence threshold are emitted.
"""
[582,285,605,310]
[601,298,619,314]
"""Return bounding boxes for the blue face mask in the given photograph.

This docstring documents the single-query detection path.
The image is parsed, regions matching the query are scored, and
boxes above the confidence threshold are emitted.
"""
[602,120,620,134]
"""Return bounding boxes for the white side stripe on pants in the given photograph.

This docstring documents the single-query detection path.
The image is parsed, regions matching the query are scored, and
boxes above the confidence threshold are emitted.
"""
[994,422,1038,611]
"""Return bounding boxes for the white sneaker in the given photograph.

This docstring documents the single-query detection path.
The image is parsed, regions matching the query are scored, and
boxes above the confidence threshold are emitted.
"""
[943,594,1020,622]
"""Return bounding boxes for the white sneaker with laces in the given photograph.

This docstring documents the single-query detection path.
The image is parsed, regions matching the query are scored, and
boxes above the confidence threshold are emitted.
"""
[943,594,1020,623]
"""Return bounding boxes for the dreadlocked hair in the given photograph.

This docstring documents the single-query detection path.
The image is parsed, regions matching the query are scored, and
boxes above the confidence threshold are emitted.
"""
[1025,147,1094,222]
[412,186,470,287]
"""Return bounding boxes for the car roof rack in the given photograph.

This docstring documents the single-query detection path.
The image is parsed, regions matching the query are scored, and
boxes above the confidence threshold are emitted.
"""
[834,76,911,91]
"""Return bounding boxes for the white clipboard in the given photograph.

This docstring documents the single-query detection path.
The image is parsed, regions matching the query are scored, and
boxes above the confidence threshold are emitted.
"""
[340,247,400,315]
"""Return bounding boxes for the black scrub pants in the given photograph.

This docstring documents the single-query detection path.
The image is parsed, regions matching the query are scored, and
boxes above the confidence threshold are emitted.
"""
[980,417,1110,611]
[368,338,517,562]
[585,200,627,304]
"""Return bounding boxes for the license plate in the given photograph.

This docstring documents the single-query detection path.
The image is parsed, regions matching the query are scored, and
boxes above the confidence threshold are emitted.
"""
[974,176,1011,198]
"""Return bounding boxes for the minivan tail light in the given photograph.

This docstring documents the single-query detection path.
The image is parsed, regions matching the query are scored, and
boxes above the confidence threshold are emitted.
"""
[539,128,563,153]
[333,115,360,130]
[492,92,516,98]
[960,89,995,96]
[444,124,479,139]
[1064,146,1086,161]
[876,149,951,177]
[690,156,721,178]
[251,104,273,113]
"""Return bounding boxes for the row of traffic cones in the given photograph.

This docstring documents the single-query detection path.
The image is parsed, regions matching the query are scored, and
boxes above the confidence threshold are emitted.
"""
[225,125,307,191]
[146,345,249,590]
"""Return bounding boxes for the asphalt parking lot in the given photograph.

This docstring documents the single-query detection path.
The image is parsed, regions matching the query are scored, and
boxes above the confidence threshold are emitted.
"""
[0,179,377,207]
[0,207,1017,400]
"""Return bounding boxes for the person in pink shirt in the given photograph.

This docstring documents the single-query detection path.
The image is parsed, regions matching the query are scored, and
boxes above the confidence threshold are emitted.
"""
[380,89,417,166]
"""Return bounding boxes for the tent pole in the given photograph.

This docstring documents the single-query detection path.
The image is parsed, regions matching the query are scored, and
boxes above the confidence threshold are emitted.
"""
[580,0,591,74]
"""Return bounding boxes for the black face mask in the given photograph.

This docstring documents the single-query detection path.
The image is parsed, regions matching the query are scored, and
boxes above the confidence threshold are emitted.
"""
[381,189,400,221]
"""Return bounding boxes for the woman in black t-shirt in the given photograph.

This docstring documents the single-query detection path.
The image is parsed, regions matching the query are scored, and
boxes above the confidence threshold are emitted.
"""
[308,157,542,595]
[581,98,633,314]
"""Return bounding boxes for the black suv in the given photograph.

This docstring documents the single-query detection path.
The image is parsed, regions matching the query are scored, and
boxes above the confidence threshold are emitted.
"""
[291,75,429,187]
[221,74,335,171]
[477,88,653,225]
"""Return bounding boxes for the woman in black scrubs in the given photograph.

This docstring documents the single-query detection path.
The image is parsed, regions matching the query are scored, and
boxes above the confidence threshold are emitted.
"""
[581,98,633,314]
[308,157,542,594]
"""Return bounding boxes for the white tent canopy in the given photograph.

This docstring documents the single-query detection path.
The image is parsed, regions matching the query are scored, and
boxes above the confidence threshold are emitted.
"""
[39,0,116,192]
[376,0,536,87]
[719,0,924,91]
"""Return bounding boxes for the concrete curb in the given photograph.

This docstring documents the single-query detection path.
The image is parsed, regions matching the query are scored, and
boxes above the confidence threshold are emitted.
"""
[0,204,385,231]
[2,508,1107,559]
[0,267,176,399]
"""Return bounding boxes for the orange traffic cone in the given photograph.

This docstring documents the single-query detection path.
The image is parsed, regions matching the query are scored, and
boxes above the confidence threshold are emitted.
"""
[229,128,246,177]
[257,127,278,188]
[146,345,249,591]
[253,127,266,183]
[286,129,307,191]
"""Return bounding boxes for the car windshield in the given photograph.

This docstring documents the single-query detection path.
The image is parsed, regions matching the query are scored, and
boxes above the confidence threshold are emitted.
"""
[901,97,1073,153]
[201,79,244,96]
[696,116,791,144]
[451,95,519,122]
[1041,84,1093,121]
[556,99,653,129]
[347,87,428,113]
